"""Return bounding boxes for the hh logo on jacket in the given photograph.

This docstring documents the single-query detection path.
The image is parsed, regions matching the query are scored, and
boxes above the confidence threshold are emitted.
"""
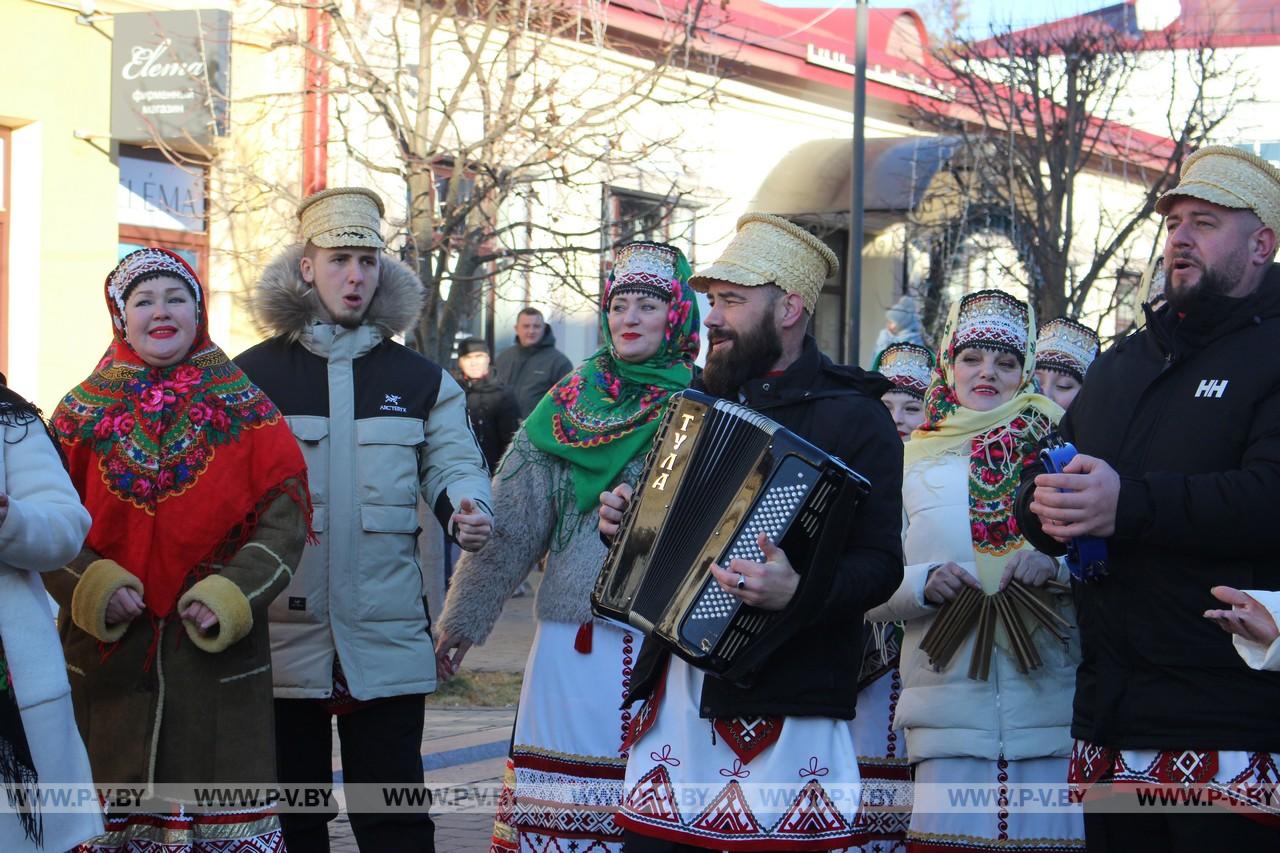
[1194,379,1229,399]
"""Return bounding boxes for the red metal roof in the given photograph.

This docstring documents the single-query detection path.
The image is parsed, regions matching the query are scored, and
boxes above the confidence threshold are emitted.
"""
[1170,0,1280,45]
[983,0,1280,51]
[600,0,943,106]
[597,1,1176,171]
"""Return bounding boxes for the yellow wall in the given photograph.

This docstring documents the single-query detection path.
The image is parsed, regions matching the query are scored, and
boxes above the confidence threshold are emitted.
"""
[0,0,301,409]
[1,0,120,411]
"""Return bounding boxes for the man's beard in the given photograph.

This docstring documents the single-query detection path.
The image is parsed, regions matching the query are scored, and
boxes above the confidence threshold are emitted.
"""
[702,315,783,399]
[1166,253,1244,313]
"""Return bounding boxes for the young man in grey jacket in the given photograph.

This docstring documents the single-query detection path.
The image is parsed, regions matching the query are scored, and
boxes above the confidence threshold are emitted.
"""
[237,187,493,852]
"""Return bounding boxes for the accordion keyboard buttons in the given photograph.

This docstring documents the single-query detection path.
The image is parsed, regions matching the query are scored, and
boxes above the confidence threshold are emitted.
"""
[687,481,809,623]
[690,587,737,622]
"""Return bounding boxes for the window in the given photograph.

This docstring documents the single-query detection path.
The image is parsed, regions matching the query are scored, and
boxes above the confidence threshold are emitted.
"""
[434,168,475,235]
[117,145,209,285]
[603,187,696,291]
[946,230,1032,306]
[804,224,845,361]
[429,161,494,343]
[1235,141,1280,168]
[610,190,675,246]
[1113,267,1141,337]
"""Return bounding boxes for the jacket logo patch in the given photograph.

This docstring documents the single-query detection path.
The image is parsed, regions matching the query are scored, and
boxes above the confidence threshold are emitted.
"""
[288,596,306,611]
[380,393,408,414]
[1194,379,1228,399]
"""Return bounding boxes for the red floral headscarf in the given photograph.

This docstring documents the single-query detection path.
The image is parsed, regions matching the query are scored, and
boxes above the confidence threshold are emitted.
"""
[53,249,310,619]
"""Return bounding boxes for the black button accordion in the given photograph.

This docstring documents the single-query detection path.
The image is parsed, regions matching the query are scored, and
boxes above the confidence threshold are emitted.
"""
[591,389,870,682]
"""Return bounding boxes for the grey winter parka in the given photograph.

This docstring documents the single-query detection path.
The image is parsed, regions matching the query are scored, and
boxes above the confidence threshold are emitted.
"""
[235,247,492,701]
[493,328,573,418]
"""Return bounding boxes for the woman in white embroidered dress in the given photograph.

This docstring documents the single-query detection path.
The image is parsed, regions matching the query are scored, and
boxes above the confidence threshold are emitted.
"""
[434,241,699,852]
[848,341,934,852]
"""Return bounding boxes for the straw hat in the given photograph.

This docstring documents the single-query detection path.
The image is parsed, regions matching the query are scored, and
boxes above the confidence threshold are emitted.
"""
[297,187,386,249]
[1156,146,1280,235]
[689,213,839,313]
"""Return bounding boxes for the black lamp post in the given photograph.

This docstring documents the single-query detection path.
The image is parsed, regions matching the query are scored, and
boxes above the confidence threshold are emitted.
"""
[843,0,869,366]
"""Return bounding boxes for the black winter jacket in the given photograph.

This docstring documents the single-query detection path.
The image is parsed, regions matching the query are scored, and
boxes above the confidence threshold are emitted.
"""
[493,328,574,418]
[626,336,905,720]
[454,372,520,472]
[1018,266,1280,751]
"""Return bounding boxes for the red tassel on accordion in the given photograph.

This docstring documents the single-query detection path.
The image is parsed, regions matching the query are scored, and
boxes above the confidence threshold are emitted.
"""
[574,622,593,654]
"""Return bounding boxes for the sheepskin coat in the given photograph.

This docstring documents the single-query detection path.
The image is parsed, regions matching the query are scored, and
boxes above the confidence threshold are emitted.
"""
[44,487,306,788]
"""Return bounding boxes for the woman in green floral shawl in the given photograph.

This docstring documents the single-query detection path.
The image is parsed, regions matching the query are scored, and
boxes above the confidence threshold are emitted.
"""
[435,241,699,852]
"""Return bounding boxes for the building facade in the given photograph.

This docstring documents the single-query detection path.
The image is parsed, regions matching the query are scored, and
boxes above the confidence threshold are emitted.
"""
[1,0,1176,411]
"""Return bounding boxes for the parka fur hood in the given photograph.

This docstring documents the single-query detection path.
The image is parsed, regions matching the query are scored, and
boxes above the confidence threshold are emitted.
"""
[250,245,427,341]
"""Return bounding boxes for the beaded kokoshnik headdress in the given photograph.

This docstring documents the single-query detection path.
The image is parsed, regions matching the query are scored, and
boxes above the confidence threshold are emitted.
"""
[1036,317,1099,383]
[951,289,1030,361]
[607,241,682,304]
[873,342,934,400]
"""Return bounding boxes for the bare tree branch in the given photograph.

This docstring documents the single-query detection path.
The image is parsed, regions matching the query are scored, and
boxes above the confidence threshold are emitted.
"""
[905,21,1249,337]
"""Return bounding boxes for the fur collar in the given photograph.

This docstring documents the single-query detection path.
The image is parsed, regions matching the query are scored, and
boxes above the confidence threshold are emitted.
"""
[250,245,427,341]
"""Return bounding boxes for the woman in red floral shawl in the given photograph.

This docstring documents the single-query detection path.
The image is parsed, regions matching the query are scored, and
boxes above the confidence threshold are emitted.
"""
[46,248,310,852]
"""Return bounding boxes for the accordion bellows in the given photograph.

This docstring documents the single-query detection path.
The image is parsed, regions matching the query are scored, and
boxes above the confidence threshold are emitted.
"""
[592,390,870,684]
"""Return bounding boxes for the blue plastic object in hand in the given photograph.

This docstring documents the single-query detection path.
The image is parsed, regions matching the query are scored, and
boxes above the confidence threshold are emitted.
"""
[1038,439,1108,582]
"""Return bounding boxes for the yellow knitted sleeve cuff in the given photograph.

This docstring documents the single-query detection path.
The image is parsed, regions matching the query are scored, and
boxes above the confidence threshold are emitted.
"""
[177,575,253,653]
[70,559,144,643]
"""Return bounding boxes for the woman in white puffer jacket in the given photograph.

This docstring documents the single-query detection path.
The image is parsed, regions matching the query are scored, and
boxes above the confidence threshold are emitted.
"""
[867,290,1083,852]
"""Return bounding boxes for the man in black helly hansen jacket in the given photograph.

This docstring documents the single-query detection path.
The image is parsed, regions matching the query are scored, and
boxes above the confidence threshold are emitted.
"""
[1018,147,1280,850]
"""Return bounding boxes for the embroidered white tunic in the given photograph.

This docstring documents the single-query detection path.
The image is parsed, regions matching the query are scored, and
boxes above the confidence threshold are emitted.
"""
[620,657,863,851]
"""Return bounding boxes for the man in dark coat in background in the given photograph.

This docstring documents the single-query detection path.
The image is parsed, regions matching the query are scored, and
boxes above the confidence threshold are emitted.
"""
[454,337,520,472]
[494,307,573,417]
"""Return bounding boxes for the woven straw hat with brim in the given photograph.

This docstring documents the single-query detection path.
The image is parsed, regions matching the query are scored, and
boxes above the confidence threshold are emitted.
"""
[297,186,386,249]
[689,213,839,313]
[1156,146,1280,236]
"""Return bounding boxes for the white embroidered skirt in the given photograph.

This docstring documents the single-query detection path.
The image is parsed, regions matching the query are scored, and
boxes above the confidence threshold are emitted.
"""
[492,618,638,853]
[906,755,1084,852]
[848,667,911,851]
[619,656,863,851]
